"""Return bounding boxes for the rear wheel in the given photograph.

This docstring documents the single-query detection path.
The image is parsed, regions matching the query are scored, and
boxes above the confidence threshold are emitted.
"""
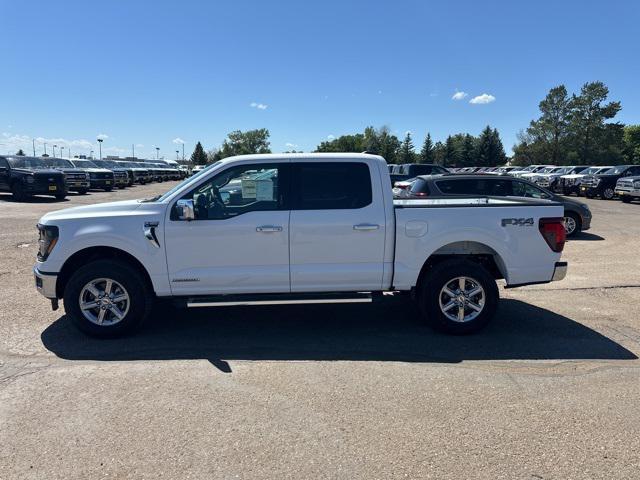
[63,259,153,337]
[55,194,66,201]
[621,196,632,203]
[76,188,88,195]
[417,259,498,335]
[564,212,581,237]
[104,186,113,192]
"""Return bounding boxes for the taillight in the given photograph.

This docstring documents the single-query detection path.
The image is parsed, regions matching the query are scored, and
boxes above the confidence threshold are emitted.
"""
[539,217,565,252]
[412,192,428,197]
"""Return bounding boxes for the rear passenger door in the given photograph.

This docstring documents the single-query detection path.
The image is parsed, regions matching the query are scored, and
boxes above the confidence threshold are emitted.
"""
[0,158,9,190]
[289,161,387,292]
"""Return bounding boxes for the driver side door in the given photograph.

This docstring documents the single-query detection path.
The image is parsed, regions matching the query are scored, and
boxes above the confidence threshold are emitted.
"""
[164,162,291,295]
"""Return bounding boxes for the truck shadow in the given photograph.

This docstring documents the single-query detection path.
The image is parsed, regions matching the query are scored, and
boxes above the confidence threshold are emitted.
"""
[41,298,637,372]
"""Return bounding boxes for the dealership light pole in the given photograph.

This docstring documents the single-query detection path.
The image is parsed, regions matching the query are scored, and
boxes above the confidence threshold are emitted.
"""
[60,146,64,158]
[53,144,57,157]
[176,150,179,160]
[156,147,159,159]
[97,138,103,160]
[43,143,47,156]
[182,143,185,161]
[32,139,36,156]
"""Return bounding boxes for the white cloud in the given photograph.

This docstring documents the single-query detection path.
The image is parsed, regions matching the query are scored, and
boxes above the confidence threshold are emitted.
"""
[285,142,297,148]
[452,91,468,101]
[0,132,98,155]
[469,93,496,104]
[429,92,439,97]
[172,137,185,145]
[250,102,268,110]
[96,133,109,140]
[136,143,144,148]
[327,134,335,140]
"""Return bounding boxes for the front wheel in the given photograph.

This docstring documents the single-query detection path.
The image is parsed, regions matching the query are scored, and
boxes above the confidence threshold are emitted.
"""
[55,194,66,201]
[621,196,632,203]
[417,259,499,335]
[601,187,615,200]
[63,259,153,337]
[76,188,88,195]
[104,186,113,192]
[11,183,28,201]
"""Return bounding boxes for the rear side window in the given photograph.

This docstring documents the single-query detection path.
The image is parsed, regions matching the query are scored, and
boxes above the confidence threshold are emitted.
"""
[435,179,486,195]
[409,178,431,195]
[293,162,372,210]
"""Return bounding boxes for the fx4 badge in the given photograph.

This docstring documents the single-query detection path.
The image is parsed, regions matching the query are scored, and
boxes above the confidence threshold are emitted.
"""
[501,217,534,227]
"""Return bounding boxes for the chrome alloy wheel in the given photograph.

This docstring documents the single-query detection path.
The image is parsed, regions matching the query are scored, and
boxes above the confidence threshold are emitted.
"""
[79,278,130,326]
[564,215,577,235]
[438,276,485,323]
[603,187,615,199]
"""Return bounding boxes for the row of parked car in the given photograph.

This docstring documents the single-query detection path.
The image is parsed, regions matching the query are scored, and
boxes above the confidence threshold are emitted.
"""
[0,155,190,201]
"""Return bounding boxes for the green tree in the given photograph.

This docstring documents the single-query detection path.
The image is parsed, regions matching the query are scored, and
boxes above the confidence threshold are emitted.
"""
[315,134,365,153]
[527,85,572,165]
[16,149,25,156]
[623,125,640,164]
[190,141,208,165]
[442,136,457,166]
[569,81,622,164]
[433,141,445,165]
[459,134,476,167]
[476,126,506,166]
[399,132,415,163]
[419,133,434,163]
[217,128,271,159]
[363,126,401,163]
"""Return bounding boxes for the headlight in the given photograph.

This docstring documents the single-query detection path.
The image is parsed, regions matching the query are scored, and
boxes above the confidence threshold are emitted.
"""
[634,181,640,189]
[37,224,59,261]
[594,178,601,186]
[25,175,35,184]
[85,173,91,180]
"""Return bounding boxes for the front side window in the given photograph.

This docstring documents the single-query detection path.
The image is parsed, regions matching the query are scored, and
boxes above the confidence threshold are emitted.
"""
[180,164,284,220]
[292,162,372,210]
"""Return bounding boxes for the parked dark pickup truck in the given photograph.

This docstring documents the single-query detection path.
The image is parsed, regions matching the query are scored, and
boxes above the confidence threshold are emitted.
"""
[580,165,640,199]
[0,156,67,201]
[43,157,91,194]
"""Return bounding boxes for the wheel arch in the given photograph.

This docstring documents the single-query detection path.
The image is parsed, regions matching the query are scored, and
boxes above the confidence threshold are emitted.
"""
[415,241,507,291]
[56,246,154,299]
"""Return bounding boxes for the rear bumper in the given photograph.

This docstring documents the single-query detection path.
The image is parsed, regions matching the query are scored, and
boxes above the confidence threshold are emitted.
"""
[34,267,57,299]
[551,261,568,282]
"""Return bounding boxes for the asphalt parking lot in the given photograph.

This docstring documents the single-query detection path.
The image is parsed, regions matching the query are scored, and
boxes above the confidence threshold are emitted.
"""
[1,184,639,479]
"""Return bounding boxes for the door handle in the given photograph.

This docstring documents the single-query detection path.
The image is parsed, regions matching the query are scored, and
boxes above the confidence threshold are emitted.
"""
[256,225,283,232]
[353,223,380,231]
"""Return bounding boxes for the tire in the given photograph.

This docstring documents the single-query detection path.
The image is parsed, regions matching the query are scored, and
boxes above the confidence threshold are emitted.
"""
[11,182,28,201]
[104,186,113,192]
[417,259,499,335]
[63,259,153,338]
[564,212,581,237]
[76,188,88,195]
[55,194,66,201]
[601,187,615,200]
[621,196,631,203]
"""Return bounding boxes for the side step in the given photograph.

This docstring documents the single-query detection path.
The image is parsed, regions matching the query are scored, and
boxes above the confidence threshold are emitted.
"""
[183,292,377,308]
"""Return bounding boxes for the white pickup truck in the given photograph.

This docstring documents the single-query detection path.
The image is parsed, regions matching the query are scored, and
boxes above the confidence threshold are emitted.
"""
[34,153,567,337]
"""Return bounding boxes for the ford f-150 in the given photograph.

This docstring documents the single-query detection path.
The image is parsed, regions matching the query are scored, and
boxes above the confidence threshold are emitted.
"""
[34,153,567,337]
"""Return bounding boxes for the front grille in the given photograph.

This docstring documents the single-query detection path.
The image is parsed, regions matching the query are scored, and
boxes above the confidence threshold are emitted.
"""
[65,172,86,181]
[93,172,114,180]
[581,177,597,187]
[617,180,633,188]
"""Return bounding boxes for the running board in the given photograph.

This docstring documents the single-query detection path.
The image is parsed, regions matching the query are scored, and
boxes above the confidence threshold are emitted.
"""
[183,292,376,308]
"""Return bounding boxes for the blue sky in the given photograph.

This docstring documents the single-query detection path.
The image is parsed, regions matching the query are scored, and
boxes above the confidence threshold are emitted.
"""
[1,0,639,159]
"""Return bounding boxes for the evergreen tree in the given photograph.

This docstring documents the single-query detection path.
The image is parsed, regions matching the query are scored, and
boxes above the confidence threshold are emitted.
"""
[443,136,457,166]
[419,133,434,163]
[190,141,208,165]
[399,132,415,163]
[476,126,506,166]
[16,149,25,156]
[460,134,476,167]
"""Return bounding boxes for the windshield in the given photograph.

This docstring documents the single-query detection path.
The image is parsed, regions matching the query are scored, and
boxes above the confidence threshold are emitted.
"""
[603,166,627,175]
[148,162,221,203]
[93,160,118,168]
[7,157,49,169]
[71,159,100,168]
[44,158,75,168]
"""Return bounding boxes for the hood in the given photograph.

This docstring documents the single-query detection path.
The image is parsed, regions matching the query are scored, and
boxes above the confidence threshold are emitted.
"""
[556,195,589,209]
[39,199,147,224]
[11,168,63,176]
[83,168,113,173]
[51,167,86,174]
[561,173,586,179]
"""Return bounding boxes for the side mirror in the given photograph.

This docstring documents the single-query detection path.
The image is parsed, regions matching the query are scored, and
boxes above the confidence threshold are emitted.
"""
[176,199,195,221]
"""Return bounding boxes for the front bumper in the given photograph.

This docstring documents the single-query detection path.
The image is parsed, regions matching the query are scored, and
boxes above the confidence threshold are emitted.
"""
[551,262,568,282]
[580,185,598,196]
[66,180,91,189]
[615,188,640,198]
[90,178,114,189]
[34,267,58,299]
[581,214,592,231]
